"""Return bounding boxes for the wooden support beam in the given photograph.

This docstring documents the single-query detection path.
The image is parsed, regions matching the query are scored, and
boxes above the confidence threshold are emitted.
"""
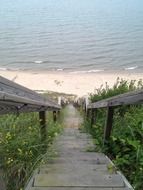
[90,109,94,127]
[86,109,90,119]
[104,107,114,144]
[39,111,46,141]
[57,110,60,119]
[0,169,6,190]
[0,76,61,115]
[91,108,97,127]
[53,111,57,122]
[88,89,143,109]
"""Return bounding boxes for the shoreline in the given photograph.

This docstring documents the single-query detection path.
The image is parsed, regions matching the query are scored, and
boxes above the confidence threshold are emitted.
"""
[0,70,143,97]
[0,67,143,74]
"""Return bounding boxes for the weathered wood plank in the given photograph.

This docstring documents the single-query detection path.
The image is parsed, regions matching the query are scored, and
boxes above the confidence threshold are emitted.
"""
[104,107,114,142]
[39,164,109,174]
[0,76,61,114]
[0,104,59,115]
[26,187,132,190]
[91,108,97,126]
[0,169,6,190]
[0,76,60,105]
[88,89,143,109]
[25,107,133,190]
[34,173,125,187]
[29,188,131,190]
[0,92,60,110]
[39,111,47,141]
[29,188,113,190]
[0,101,53,115]
[0,76,42,101]
[53,111,57,122]
[113,188,131,190]
[29,188,130,190]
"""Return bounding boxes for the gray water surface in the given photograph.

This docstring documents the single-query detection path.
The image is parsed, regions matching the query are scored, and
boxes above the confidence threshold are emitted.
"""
[0,0,143,72]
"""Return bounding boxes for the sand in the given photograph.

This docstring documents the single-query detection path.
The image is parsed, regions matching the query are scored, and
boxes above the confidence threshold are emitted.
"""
[0,70,143,97]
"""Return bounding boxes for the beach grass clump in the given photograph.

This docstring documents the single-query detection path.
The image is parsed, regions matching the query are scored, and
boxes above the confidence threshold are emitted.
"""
[0,112,62,190]
[90,77,143,102]
[85,78,143,190]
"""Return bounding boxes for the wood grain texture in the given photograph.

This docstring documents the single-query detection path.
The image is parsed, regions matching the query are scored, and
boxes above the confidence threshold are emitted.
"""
[88,89,143,109]
[0,76,60,114]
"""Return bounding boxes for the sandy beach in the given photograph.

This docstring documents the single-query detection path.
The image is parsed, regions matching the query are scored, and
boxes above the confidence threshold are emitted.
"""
[0,70,143,97]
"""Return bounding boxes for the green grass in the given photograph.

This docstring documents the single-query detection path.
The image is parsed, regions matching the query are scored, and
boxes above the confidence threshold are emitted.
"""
[84,78,143,190]
[0,111,62,190]
[90,77,143,102]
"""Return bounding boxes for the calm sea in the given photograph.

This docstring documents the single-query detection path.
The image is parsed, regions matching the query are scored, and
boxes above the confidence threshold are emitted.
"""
[0,0,143,73]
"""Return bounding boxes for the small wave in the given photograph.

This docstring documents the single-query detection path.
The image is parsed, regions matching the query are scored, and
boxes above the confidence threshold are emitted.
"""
[70,69,104,74]
[0,67,20,71]
[34,60,43,64]
[57,68,64,71]
[10,68,21,71]
[0,67,8,71]
[124,66,138,70]
[87,69,104,73]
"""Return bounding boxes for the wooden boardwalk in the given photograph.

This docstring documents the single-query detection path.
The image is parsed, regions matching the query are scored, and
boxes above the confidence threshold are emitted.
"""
[26,105,133,190]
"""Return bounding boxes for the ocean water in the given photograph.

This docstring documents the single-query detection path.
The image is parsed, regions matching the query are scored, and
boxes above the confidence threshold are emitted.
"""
[0,0,143,73]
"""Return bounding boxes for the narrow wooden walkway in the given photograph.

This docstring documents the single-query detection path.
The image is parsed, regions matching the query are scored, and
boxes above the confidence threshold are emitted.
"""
[27,105,133,190]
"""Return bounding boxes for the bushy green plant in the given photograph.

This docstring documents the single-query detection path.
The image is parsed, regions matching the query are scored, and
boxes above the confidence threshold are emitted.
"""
[90,78,143,102]
[85,78,143,190]
[110,106,143,189]
[0,112,62,190]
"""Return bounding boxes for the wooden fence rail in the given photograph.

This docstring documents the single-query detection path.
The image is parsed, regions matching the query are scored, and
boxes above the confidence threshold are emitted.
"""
[87,89,143,144]
[0,76,61,140]
[0,76,61,189]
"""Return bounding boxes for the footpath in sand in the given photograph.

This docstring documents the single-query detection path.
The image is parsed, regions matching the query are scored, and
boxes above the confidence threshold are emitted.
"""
[28,104,132,190]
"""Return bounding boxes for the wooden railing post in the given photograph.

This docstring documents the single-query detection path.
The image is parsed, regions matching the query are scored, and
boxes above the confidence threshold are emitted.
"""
[58,110,60,116]
[39,111,46,141]
[0,169,6,190]
[104,107,114,144]
[91,108,97,127]
[86,108,91,119]
[53,110,57,122]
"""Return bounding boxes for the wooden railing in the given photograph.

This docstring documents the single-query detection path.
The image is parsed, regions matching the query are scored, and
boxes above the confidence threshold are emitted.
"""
[87,89,143,144]
[0,76,61,140]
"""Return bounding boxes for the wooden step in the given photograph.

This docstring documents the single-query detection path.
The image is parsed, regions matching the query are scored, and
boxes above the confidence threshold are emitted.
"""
[40,163,109,174]
[34,173,125,188]
[30,187,112,190]
[46,155,109,165]
[30,188,130,190]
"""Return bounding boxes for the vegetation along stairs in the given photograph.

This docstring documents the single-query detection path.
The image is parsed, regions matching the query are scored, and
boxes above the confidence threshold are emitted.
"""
[26,104,133,190]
